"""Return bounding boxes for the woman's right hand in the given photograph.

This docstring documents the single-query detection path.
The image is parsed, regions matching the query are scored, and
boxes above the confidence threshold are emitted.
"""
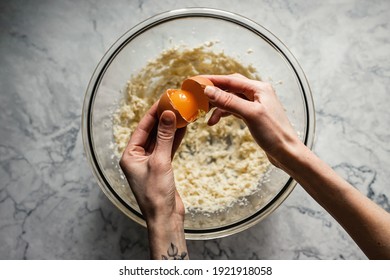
[203,74,302,168]
[204,75,390,260]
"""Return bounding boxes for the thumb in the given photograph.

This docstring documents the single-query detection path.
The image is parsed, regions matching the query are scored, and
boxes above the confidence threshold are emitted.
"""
[154,110,176,160]
[204,86,251,119]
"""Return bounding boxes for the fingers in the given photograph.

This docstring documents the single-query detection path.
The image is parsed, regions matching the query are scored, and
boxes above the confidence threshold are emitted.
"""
[201,74,259,101]
[204,86,253,119]
[172,126,186,158]
[207,108,231,126]
[125,101,159,155]
[154,110,177,161]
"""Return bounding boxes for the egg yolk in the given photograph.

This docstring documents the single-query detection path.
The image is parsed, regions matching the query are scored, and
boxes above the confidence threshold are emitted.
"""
[181,77,210,114]
[157,76,213,128]
[167,89,202,122]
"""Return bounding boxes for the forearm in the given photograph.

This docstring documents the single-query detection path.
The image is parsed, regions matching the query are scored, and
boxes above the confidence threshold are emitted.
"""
[146,216,188,260]
[277,140,390,259]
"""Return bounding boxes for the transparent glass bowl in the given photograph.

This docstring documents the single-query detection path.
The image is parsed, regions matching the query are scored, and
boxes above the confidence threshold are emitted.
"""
[82,8,315,239]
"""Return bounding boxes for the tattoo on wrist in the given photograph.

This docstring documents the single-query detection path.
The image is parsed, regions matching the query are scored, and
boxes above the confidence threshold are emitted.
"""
[161,243,187,260]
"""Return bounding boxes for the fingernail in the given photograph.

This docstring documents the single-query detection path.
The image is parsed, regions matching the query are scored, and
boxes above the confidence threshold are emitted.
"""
[161,112,174,126]
[204,86,216,100]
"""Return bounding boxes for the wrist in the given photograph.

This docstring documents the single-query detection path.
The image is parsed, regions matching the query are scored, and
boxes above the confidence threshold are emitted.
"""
[146,212,185,232]
[268,134,308,172]
[146,215,188,260]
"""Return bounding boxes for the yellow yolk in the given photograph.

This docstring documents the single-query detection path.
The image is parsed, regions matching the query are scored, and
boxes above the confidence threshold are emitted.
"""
[167,89,199,122]
[157,76,214,128]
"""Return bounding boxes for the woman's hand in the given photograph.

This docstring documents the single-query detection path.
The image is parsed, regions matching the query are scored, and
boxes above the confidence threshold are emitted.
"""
[203,74,300,169]
[203,74,390,259]
[119,102,188,259]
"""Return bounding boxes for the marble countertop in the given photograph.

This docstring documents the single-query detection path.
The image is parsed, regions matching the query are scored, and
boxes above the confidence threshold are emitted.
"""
[1,0,389,260]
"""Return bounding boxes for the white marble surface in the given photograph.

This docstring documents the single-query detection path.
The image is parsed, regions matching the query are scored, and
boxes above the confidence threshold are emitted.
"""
[1,0,389,260]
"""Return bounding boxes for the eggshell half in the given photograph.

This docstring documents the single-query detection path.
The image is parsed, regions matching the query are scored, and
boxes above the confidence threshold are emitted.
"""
[181,76,214,114]
[157,76,214,128]
[157,90,189,128]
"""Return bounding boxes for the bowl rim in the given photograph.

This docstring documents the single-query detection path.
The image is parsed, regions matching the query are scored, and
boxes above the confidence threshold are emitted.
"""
[81,7,316,240]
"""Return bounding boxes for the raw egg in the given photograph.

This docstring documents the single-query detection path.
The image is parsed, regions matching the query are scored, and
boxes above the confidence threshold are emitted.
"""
[157,76,214,128]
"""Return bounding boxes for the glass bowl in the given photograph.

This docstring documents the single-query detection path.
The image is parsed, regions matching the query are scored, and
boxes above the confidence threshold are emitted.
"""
[82,8,315,239]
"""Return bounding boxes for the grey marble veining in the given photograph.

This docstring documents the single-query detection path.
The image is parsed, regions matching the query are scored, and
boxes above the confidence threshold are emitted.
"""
[0,0,389,260]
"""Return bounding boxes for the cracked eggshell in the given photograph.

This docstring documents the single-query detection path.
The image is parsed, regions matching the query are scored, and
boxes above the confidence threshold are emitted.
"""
[181,76,214,114]
[157,89,189,128]
[157,76,214,128]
